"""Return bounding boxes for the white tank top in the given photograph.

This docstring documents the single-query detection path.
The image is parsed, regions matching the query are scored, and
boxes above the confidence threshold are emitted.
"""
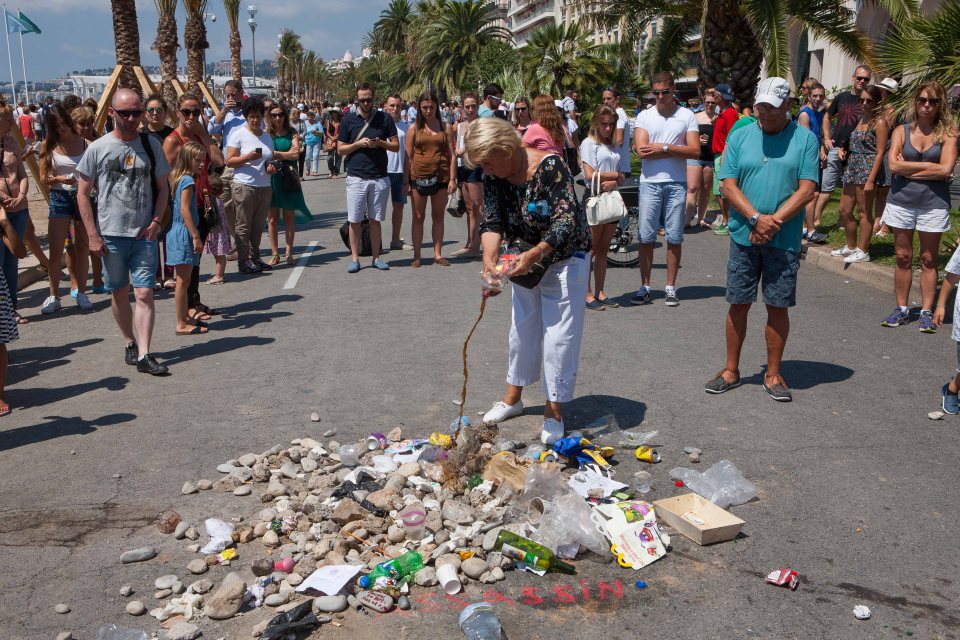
[51,148,84,192]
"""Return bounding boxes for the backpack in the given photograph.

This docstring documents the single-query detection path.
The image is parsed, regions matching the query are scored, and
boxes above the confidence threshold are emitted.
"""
[339,219,381,257]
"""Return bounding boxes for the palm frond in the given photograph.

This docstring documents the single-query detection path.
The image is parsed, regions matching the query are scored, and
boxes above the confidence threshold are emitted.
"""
[742,0,790,78]
[638,15,698,82]
[785,0,875,74]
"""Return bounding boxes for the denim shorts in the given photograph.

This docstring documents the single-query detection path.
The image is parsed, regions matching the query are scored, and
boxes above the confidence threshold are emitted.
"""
[686,159,713,167]
[457,165,483,183]
[387,172,407,205]
[726,240,800,308]
[638,181,686,245]
[101,235,159,290]
[48,189,81,220]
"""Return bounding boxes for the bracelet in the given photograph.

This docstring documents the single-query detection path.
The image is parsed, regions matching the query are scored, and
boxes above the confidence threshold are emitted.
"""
[533,245,544,260]
[937,304,946,308]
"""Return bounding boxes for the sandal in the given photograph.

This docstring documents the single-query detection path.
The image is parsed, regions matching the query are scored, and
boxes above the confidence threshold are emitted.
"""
[285,253,295,265]
[205,277,225,285]
[189,309,212,322]
[163,279,176,290]
[410,259,422,268]
[0,401,10,417]
[704,369,741,394]
[14,313,27,325]
[176,325,209,336]
[434,257,450,266]
[268,254,281,266]
[195,303,220,316]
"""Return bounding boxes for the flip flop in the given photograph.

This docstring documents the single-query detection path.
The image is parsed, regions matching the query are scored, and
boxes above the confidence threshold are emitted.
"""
[205,277,225,285]
[434,257,450,266]
[163,279,176,290]
[0,402,10,417]
[14,313,27,324]
[176,325,209,336]
[195,303,220,316]
[189,309,212,322]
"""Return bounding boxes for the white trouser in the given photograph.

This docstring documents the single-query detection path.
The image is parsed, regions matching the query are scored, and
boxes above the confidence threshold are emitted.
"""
[507,255,589,403]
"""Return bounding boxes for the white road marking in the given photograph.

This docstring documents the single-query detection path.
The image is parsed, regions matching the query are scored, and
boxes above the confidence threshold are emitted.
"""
[283,241,319,289]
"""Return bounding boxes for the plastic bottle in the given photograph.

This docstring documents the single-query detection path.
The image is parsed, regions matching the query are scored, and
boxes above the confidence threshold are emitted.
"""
[459,602,503,640]
[339,443,360,467]
[357,550,425,588]
[527,200,550,219]
[493,530,576,574]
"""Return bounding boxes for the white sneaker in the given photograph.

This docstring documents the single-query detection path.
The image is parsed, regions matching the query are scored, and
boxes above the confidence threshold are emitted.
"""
[843,249,870,264]
[482,400,524,425]
[40,296,61,314]
[540,417,565,445]
[830,245,855,257]
[74,291,93,310]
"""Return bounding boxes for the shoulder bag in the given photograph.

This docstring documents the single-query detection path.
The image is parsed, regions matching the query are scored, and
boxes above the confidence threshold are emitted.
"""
[585,148,626,226]
[563,129,582,177]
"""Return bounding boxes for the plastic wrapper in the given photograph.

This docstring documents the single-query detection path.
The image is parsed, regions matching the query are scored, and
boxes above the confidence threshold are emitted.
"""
[532,492,609,558]
[96,626,148,640]
[522,463,566,501]
[669,460,757,508]
[260,601,320,640]
[200,518,235,554]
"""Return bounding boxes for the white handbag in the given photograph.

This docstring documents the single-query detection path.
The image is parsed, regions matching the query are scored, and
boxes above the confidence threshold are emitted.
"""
[585,169,627,226]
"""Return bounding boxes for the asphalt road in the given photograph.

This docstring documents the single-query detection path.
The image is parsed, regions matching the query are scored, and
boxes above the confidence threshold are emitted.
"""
[1,163,958,640]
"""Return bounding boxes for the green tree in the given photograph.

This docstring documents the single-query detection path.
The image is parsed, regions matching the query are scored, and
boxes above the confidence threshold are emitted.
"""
[520,22,612,98]
[576,0,919,104]
[370,0,414,54]
[182,0,210,91]
[277,30,303,101]
[464,40,519,92]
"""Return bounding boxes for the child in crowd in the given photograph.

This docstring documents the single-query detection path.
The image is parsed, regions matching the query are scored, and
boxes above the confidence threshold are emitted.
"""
[204,178,231,285]
[167,143,208,335]
[934,245,960,414]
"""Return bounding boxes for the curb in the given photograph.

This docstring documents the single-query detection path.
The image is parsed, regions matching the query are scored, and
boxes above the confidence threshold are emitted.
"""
[801,244,920,295]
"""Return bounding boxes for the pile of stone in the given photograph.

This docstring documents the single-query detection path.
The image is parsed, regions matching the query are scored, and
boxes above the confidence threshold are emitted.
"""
[112,424,550,638]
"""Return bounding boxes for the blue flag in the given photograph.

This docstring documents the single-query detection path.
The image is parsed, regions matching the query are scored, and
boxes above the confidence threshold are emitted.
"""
[5,10,27,34]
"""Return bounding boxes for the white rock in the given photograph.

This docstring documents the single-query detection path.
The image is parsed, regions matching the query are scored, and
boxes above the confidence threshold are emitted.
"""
[491,567,505,581]
[264,592,289,607]
[233,485,252,496]
[313,594,348,613]
[155,575,179,590]
[181,482,198,495]
[55,633,73,640]
[286,573,304,587]
[310,412,320,422]
[164,620,202,640]
[125,600,146,616]
[119,585,134,597]
[301,458,318,473]
[413,567,438,587]
[55,604,70,614]
[929,411,945,420]
[398,462,421,477]
[187,559,208,575]
[174,522,190,540]
[461,557,487,580]
[482,527,503,552]
[262,530,280,547]
[238,453,258,467]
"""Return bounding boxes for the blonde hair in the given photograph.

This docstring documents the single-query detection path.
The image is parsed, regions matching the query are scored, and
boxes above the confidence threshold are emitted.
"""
[169,142,205,189]
[463,117,521,169]
[71,107,94,126]
[531,94,565,147]
[907,81,957,144]
[588,105,618,145]
[0,99,11,118]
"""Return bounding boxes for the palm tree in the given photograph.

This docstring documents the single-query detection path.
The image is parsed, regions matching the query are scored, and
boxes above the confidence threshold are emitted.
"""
[154,0,179,109]
[111,0,142,89]
[576,0,918,104]
[277,30,303,101]
[222,0,243,81]
[879,0,960,114]
[371,0,414,55]
[521,23,612,98]
[416,0,509,93]
[182,0,211,91]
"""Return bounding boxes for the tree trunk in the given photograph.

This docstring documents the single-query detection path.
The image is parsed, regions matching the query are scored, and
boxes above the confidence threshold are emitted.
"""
[184,11,209,91]
[155,11,179,111]
[229,27,243,81]
[700,0,763,107]
[112,0,142,89]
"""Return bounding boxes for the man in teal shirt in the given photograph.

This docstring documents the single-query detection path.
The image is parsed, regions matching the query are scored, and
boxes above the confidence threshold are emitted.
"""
[705,77,818,402]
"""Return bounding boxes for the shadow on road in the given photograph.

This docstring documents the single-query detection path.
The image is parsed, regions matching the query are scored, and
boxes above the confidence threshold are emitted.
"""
[220,294,302,315]
[13,375,130,409]
[8,338,103,385]
[528,394,648,431]
[741,360,854,389]
[158,335,276,366]
[0,411,136,451]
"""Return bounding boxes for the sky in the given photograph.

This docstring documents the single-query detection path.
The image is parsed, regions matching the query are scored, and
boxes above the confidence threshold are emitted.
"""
[9,0,386,83]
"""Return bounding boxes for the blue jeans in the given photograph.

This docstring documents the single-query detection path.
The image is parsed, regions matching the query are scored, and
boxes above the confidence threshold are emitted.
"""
[0,209,28,310]
[101,236,158,290]
[638,181,686,245]
[725,240,800,308]
[305,143,321,174]
[388,172,407,205]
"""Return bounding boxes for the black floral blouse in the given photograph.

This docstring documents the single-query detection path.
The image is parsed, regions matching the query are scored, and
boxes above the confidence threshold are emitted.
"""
[479,153,591,267]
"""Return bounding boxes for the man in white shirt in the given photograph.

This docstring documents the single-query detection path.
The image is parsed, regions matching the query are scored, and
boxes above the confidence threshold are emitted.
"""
[632,71,700,307]
[602,87,632,178]
[207,79,246,256]
[384,94,412,251]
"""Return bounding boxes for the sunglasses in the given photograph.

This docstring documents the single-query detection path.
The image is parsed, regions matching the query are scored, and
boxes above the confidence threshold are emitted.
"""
[516,107,528,112]
[464,104,477,109]
[651,90,672,96]
[114,109,143,119]
[855,76,870,82]
[859,98,875,104]
[917,97,941,106]
[145,106,164,114]
[269,112,284,118]
[180,108,202,117]
[357,98,373,104]
[704,101,716,105]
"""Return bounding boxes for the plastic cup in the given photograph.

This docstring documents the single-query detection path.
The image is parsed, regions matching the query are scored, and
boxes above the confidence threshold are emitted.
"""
[436,562,462,595]
[400,507,426,541]
[527,498,553,525]
[339,444,360,467]
[632,471,652,494]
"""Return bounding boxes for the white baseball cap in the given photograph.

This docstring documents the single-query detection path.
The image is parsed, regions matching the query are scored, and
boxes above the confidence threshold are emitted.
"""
[755,77,791,108]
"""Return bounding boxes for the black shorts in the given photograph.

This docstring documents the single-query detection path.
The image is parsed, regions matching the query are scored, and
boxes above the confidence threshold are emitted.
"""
[414,181,448,197]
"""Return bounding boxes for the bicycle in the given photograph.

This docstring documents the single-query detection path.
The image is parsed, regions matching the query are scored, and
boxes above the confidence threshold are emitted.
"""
[606,176,640,268]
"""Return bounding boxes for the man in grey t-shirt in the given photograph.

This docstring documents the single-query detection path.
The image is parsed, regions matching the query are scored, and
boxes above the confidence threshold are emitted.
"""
[77,88,171,375]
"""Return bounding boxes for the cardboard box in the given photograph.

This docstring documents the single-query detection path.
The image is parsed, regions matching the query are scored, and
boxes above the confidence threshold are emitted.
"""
[653,493,745,545]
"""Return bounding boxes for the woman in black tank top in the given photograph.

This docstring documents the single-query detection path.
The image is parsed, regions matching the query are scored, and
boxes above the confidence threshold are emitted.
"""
[685,92,718,228]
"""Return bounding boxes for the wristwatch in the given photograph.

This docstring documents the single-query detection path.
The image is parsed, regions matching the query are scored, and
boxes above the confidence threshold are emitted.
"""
[747,212,761,227]
[661,144,669,153]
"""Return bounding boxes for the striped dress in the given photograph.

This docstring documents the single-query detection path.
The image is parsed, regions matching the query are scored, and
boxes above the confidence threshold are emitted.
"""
[0,269,18,343]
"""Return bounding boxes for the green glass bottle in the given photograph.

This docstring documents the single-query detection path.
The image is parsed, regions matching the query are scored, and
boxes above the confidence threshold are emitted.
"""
[494,530,576,575]
[357,550,425,588]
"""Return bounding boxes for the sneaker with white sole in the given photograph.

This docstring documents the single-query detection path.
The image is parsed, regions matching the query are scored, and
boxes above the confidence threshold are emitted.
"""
[843,248,870,263]
[541,417,565,445]
[40,296,61,314]
[482,400,524,425]
[831,245,855,257]
[74,291,93,310]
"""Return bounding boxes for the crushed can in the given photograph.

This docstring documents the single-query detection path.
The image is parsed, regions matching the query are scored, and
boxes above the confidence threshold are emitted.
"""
[366,432,387,450]
[429,432,453,449]
[765,568,799,590]
[634,446,661,463]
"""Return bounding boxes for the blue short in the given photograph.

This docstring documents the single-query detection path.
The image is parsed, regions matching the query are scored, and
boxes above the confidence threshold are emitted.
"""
[686,159,713,167]
[101,235,158,290]
[457,165,483,183]
[638,181,686,245]
[48,189,81,220]
[725,241,800,308]
[388,172,407,205]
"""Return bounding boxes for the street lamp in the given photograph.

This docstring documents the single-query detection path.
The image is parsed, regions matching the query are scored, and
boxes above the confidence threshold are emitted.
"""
[202,13,215,80]
[638,32,648,77]
[248,5,258,89]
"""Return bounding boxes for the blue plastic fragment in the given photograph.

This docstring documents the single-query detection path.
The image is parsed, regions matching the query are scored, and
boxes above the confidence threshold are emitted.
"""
[635,580,647,589]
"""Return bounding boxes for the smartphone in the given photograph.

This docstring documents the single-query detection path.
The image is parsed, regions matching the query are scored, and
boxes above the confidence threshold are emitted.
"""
[254,147,263,156]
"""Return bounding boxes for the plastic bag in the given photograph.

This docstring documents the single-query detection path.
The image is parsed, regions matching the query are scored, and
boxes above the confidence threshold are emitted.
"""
[200,518,235,554]
[96,626,148,640]
[522,463,566,501]
[533,492,610,558]
[260,600,320,640]
[617,429,659,449]
[669,460,757,508]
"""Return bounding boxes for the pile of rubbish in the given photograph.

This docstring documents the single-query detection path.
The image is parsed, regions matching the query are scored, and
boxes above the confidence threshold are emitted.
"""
[103,417,761,639]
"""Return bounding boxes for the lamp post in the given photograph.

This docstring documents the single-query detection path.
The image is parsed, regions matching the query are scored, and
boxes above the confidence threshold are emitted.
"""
[638,32,648,78]
[202,12,215,81]
[248,5,258,89]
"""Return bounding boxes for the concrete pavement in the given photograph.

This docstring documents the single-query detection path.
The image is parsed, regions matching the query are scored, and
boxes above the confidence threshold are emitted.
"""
[1,166,958,639]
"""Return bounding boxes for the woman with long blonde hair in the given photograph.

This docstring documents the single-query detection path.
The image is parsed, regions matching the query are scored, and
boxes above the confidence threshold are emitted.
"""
[879,81,959,332]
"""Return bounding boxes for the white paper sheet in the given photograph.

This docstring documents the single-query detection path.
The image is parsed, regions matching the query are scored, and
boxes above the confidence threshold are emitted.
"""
[295,564,364,595]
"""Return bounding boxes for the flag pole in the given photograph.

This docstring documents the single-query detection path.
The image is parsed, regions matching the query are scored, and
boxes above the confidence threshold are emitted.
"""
[2,5,16,104]
[17,18,26,103]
